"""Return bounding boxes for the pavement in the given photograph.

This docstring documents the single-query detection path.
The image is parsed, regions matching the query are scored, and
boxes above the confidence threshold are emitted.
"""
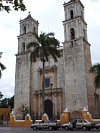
[0,127,100,133]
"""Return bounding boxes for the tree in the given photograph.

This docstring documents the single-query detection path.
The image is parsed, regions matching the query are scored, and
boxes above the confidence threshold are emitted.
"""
[8,95,14,109]
[0,95,14,109]
[0,98,8,108]
[90,63,100,89]
[0,62,6,78]
[0,52,6,79]
[27,32,60,115]
[0,91,3,99]
[90,63,100,110]
[0,0,26,12]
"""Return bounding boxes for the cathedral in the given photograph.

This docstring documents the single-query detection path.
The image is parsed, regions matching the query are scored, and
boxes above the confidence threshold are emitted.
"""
[14,0,98,120]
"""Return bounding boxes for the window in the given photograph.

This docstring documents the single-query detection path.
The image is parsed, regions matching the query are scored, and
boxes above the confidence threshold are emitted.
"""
[22,42,25,52]
[70,10,74,19]
[81,11,83,18]
[83,29,86,39]
[70,28,75,40]
[23,26,26,34]
[34,27,36,32]
[45,78,50,88]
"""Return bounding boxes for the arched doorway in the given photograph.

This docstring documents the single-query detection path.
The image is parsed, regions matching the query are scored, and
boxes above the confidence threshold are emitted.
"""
[44,100,53,120]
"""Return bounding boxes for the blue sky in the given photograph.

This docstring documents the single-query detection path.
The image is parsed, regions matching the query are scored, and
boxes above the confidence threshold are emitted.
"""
[0,0,100,98]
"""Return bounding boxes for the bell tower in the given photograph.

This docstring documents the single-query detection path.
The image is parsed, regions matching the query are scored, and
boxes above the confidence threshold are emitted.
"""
[14,13,39,117]
[63,0,94,115]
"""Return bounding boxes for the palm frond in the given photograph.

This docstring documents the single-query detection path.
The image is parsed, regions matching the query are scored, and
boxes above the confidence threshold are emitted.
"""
[0,62,6,70]
[32,32,40,43]
[0,63,6,79]
[27,31,60,63]
[30,47,40,62]
[0,71,1,79]
[26,42,39,49]
[47,32,55,37]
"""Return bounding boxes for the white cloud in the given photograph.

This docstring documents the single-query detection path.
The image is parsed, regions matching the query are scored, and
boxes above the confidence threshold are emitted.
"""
[82,0,100,64]
[90,0,99,2]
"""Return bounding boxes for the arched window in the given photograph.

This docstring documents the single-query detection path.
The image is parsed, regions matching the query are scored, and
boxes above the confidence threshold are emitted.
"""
[70,10,74,19]
[22,42,25,52]
[81,11,83,18]
[23,26,26,34]
[34,27,36,32]
[70,28,75,40]
[45,78,50,88]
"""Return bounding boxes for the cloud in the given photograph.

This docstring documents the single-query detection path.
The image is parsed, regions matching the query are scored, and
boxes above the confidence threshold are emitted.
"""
[0,75,14,98]
[90,0,99,2]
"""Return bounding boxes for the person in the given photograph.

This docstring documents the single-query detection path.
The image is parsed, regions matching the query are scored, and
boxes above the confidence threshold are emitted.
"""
[32,117,35,124]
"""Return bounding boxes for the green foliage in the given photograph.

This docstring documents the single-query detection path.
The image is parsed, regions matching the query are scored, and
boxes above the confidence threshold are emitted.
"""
[18,104,29,119]
[0,98,8,107]
[0,0,26,12]
[0,62,6,79]
[27,32,61,114]
[27,32,61,63]
[90,63,100,89]
[0,95,14,108]
[0,52,6,79]
[0,91,3,99]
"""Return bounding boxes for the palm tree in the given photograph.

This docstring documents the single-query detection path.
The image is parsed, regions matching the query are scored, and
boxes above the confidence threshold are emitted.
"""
[27,32,60,115]
[90,63,100,110]
[0,53,6,79]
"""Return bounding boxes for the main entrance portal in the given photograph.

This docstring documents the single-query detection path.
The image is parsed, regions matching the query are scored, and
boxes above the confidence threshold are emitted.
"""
[44,100,53,120]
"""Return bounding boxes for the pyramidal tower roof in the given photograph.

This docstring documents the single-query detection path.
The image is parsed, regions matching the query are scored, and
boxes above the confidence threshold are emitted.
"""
[64,0,84,8]
[24,12,33,20]
[20,12,39,24]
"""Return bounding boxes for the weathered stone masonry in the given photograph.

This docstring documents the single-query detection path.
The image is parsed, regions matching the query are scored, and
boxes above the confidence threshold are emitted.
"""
[14,0,97,119]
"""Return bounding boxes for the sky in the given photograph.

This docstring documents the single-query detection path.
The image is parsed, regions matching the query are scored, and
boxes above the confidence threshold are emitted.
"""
[0,0,100,98]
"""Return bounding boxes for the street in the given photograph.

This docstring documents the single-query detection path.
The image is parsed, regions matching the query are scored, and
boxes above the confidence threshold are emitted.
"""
[0,127,99,133]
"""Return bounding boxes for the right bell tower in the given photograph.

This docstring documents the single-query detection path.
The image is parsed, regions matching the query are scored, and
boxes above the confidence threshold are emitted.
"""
[63,0,95,116]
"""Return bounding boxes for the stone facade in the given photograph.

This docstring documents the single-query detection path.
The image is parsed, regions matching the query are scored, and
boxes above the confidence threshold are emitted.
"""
[14,13,65,119]
[14,14,39,118]
[63,0,95,117]
[14,0,98,120]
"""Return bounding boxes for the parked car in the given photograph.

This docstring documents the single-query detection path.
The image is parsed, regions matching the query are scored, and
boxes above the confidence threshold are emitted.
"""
[31,120,60,130]
[61,122,73,130]
[61,119,93,131]
[95,124,100,130]
[71,119,93,130]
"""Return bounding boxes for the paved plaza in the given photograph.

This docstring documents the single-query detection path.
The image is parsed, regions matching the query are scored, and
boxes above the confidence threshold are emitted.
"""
[0,127,99,133]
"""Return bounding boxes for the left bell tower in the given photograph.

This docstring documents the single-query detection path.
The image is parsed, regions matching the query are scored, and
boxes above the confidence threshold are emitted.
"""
[14,13,39,117]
